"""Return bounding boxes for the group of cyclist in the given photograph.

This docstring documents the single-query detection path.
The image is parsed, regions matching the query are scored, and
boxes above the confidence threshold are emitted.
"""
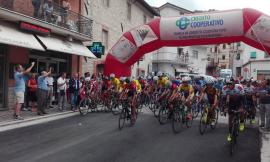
[80,71,267,142]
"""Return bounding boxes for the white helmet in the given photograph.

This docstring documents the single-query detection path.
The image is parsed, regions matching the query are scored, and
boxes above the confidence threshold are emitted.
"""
[205,78,214,85]
[157,71,163,77]
[120,77,126,81]
[153,76,158,81]
[147,76,152,80]
[182,76,191,82]
[110,73,115,78]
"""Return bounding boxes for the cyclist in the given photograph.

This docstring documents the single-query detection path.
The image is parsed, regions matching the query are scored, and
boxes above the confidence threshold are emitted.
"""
[178,76,194,120]
[110,73,121,92]
[223,79,245,142]
[199,78,218,126]
[243,80,256,124]
[157,72,168,92]
[125,78,138,124]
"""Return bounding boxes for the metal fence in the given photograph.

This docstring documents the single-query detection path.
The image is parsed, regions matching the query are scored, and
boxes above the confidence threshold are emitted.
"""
[0,0,92,38]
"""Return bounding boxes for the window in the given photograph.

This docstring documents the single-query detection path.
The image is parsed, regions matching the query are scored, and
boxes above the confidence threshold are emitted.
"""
[127,2,131,20]
[102,29,109,50]
[180,11,185,15]
[222,55,226,60]
[177,48,183,56]
[223,44,226,49]
[192,50,198,59]
[237,42,241,47]
[104,0,110,7]
[264,52,269,58]
[214,46,218,53]
[236,53,240,60]
[143,15,147,24]
[250,52,256,59]
[236,67,241,77]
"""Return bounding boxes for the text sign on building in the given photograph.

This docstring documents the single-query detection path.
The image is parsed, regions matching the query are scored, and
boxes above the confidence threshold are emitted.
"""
[20,22,50,35]
[160,10,243,40]
[88,42,105,58]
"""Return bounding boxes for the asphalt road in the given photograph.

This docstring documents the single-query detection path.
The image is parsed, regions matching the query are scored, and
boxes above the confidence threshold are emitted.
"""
[0,108,260,162]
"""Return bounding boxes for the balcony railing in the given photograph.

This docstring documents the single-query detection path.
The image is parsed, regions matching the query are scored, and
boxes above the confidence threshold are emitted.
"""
[0,1,92,38]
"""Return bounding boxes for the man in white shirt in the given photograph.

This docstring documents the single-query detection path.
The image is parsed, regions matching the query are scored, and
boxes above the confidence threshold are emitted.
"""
[57,72,67,111]
[45,74,54,108]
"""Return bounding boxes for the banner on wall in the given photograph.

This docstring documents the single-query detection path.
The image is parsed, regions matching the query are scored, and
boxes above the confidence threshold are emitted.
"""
[110,37,138,63]
[160,10,243,40]
[245,15,270,47]
[130,25,158,47]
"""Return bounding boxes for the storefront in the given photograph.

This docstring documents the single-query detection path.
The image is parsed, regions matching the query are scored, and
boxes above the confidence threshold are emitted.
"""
[0,21,95,110]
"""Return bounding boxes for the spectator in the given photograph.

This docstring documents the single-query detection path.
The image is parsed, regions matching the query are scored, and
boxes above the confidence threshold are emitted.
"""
[37,68,52,115]
[43,0,54,23]
[69,73,80,111]
[57,72,67,111]
[258,79,270,131]
[61,0,71,26]
[45,73,54,108]
[28,73,38,112]
[32,0,41,18]
[13,62,35,120]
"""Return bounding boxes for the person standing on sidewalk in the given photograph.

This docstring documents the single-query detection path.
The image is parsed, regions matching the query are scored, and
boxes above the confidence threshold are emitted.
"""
[45,73,54,108]
[57,72,67,111]
[28,73,38,112]
[258,79,270,131]
[13,62,35,120]
[37,68,52,115]
[69,73,80,111]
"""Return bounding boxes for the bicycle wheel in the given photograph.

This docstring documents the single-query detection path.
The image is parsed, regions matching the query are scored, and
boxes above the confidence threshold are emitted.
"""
[199,111,208,135]
[210,109,219,129]
[79,98,90,115]
[118,108,126,130]
[172,109,183,134]
[191,103,199,119]
[158,107,168,125]
[185,112,193,128]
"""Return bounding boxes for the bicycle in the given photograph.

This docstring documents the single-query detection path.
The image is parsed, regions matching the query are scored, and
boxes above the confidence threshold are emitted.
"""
[172,101,193,133]
[229,109,241,156]
[199,102,219,135]
[118,98,137,130]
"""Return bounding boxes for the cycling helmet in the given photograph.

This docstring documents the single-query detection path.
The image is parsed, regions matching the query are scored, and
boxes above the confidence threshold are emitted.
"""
[182,76,191,82]
[157,71,163,77]
[153,76,158,81]
[147,75,152,80]
[205,78,214,85]
[110,73,115,78]
[120,77,126,82]
[125,77,130,84]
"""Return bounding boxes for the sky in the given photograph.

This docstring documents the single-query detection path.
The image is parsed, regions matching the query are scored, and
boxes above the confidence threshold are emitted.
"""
[145,0,270,15]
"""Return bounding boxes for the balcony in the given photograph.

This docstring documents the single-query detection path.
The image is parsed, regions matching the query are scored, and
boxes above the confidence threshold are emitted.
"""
[152,56,190,65]
[0,0,92,41]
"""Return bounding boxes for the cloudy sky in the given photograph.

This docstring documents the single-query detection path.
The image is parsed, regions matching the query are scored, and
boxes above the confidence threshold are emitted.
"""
[145,0,270,15]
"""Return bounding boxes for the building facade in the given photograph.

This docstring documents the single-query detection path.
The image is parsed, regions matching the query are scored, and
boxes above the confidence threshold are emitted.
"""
[82,0,159,77]
[0,0,94,110]
[151,3,208,77]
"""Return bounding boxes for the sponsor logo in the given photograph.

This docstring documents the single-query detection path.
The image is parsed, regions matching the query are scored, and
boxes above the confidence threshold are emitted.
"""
[137,29,149,41]
[176,15,224,30]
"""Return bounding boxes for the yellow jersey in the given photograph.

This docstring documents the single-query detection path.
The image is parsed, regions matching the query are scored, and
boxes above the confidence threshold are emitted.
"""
[111,78,120,91]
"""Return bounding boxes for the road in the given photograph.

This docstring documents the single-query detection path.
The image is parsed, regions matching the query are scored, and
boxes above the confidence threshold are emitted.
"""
[0,108,260,162]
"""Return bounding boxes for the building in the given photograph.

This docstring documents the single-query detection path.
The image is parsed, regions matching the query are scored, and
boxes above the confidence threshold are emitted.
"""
[151,3,208,77]
[82,0,159,77]
[206,43,233,76]
[0,0,94,110]
[235,43,270,80]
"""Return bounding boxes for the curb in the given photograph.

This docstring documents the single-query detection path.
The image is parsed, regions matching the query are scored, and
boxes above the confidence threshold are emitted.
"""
[259,127,270,162]
[0,111,79,133]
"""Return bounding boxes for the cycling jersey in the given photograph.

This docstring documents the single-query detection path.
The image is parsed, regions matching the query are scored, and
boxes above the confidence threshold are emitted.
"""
[179,84,194,98]
[111,78,120,91]
[157,77,168,87]
[202,86,217,104]
[133,80,142,92]
[223,84,244,110]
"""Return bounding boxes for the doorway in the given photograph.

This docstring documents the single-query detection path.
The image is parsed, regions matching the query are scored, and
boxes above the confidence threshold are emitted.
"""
[0,45,7,109]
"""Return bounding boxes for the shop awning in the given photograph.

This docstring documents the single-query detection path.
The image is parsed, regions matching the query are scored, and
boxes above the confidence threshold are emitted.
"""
[0,22,44,51]
[36,35,96,58]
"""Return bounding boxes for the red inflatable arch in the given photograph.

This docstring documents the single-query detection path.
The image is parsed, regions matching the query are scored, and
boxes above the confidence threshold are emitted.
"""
[104,8,270,77]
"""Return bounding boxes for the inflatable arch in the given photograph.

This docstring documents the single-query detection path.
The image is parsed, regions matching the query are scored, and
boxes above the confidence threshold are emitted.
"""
[104,8,270,77]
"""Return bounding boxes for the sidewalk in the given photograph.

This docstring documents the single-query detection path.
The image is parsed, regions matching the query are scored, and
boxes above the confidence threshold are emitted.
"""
[0,106,78,132]
[260,128,270,162]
